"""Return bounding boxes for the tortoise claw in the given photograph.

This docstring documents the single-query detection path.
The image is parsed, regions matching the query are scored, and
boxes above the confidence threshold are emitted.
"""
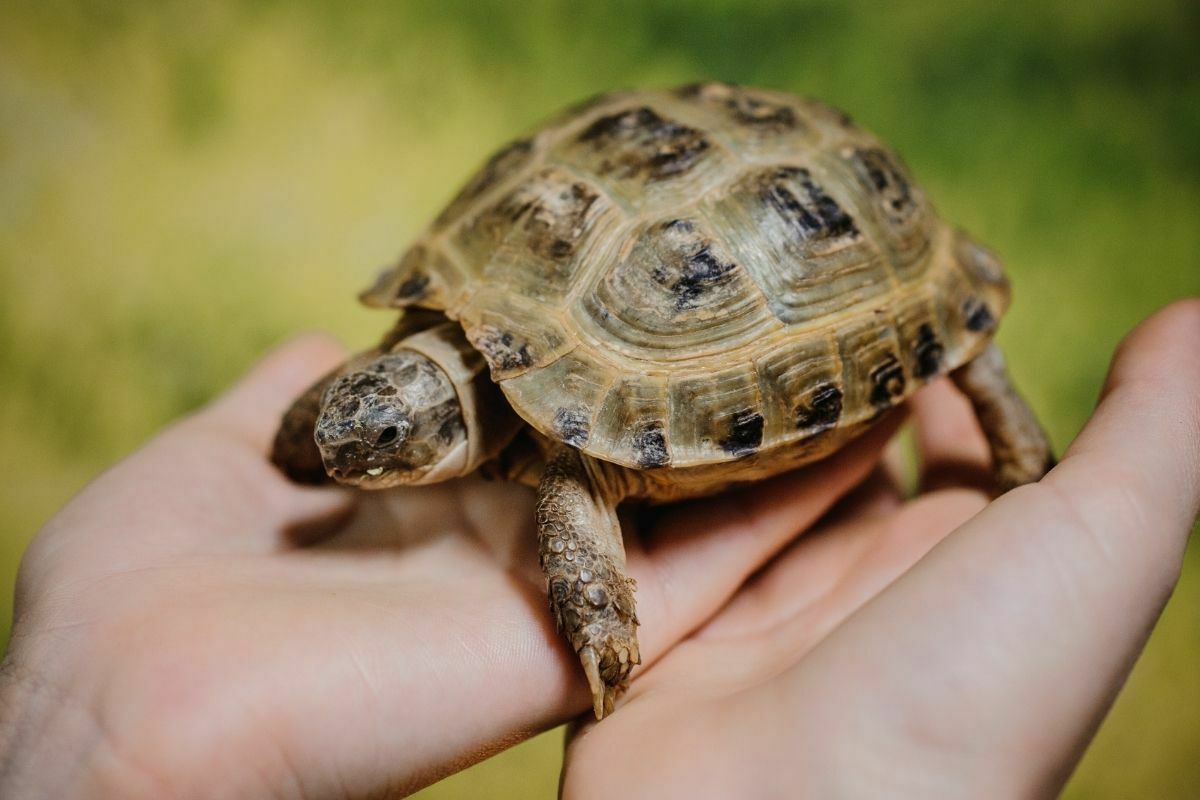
[578,635,638,719]
[580,646,606,720]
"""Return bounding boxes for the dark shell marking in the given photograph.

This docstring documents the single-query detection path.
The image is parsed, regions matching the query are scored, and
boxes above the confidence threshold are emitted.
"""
[913,323,945,379]
[676,82,798,132]
[963,298,997,332]
[579,214,769,355]
[869,355,907,408]
[361,246,463,311]
[850,147,917,223]
[435,138,535,228]
[396,272,430,301]
[720,410,765,457]
[523,182,600,262]
[795,383,843,431]
[651,220,739,312]
[473,174,602,264]
[576,107,711,181]
[762,167,859,243]
[554,407,591,449]
[473,326,535,372]
[632,423,669,468]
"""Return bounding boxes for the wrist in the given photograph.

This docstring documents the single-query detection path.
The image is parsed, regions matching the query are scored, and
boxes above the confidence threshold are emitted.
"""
[0,658,158,800]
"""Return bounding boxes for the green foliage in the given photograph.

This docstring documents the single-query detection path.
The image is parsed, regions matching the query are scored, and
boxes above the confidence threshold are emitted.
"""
[1,1,1196,796]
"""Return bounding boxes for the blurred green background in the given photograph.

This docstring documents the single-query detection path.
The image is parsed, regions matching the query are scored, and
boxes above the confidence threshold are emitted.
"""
[1,0,1197,796]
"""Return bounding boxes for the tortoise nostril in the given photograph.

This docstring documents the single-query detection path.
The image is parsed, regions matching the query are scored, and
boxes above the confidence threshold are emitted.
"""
[374,425,400,447]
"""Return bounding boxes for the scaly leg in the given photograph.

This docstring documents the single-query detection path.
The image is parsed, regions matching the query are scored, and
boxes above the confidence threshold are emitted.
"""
[537,445,639,719]
[952,343,1055,492]
[271,367,343,485]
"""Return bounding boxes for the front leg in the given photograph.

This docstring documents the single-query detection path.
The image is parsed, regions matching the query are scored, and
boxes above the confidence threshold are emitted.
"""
[537,445,639,719]
[271,366,344,485]
[952,343,1055,492]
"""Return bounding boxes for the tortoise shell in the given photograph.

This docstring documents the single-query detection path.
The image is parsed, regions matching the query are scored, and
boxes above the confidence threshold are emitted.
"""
[361,82,1010,470]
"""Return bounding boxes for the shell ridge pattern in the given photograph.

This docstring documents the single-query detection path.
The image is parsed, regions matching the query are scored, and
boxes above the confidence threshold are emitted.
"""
[361,83,1010,468]
[541,111,744,223]
[701,159,882,329]
[430,242,480,317]
[575,359,622,452]
[433,133,549,240]
[834,141,936,287]
[543,150,763,288]
[569,211,785,366]
[540,152,639,218]
[664,357,770,467]
[811,145,908,297]
[635,89,746,165]
[818,147,905,293]
[652,87,820,167]
[550,97,742,215]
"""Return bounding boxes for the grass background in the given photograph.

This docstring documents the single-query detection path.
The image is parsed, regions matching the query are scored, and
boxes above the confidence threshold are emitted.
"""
[1,0,1197,795]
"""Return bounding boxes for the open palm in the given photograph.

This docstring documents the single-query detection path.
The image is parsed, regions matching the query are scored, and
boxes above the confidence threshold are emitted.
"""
[1,332,903,799]
[563,301,1200,798]
[2,303,1195,799]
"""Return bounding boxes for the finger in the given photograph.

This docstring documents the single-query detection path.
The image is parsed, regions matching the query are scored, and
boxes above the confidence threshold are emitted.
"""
[630,410,905,662]
[1048,298,1200,568]
[911,376,993,493]
[758,300,1200,794]
[698,488,986,644]
[880,432,916,496]
[823,463,906,528]
[29,336,356,573]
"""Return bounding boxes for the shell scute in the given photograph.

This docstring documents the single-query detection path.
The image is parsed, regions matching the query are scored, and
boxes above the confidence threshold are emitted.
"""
[576,216,779,361]
[593,376,672,469]
[360,244,466,310]
[891,292,949,382]
[706,163,891,325]
[675,82,803,135]
[573,106,712,182]
[668,365,764,466]
[458,290,574,380]
[360,84,1013,469]
[938,230,1011,345]
[500,351,615,451]
[754,334,844,441]
[454,167,624,305]
[836,314,909,417]
[551,102,736,212]
[434,137,537,231]
[836,144,934,281]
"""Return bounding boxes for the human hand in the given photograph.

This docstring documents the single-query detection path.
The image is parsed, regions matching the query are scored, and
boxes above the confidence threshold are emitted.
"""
[562,300,1200,798]
[0,332,903,799]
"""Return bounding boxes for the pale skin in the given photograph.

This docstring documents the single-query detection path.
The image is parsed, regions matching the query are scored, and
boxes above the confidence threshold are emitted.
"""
[1,300,1197,799]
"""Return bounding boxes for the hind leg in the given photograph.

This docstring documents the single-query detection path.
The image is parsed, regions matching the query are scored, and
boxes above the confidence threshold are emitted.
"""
[952,343,1055,492]
[270,366,344,484]
[537,445,639,719]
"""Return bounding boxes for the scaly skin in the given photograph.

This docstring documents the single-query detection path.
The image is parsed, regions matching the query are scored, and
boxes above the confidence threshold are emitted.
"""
[271,366,343,485]
[951,343,1055,492]
[536,446,639,719]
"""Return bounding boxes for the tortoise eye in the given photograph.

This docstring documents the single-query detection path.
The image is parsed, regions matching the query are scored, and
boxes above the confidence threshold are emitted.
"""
[374,426,400,447]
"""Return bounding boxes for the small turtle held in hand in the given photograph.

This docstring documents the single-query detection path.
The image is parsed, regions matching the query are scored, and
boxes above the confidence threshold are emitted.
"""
[271,82,1053,719]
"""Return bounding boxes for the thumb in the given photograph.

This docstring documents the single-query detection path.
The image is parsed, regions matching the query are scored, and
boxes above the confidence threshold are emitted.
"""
[756,299,1200,796]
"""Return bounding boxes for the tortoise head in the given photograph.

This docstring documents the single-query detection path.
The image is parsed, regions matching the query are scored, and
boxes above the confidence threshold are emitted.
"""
[314,350,467,488]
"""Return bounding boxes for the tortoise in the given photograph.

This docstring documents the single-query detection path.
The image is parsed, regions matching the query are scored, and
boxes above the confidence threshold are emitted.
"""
[271,82,1053,719]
